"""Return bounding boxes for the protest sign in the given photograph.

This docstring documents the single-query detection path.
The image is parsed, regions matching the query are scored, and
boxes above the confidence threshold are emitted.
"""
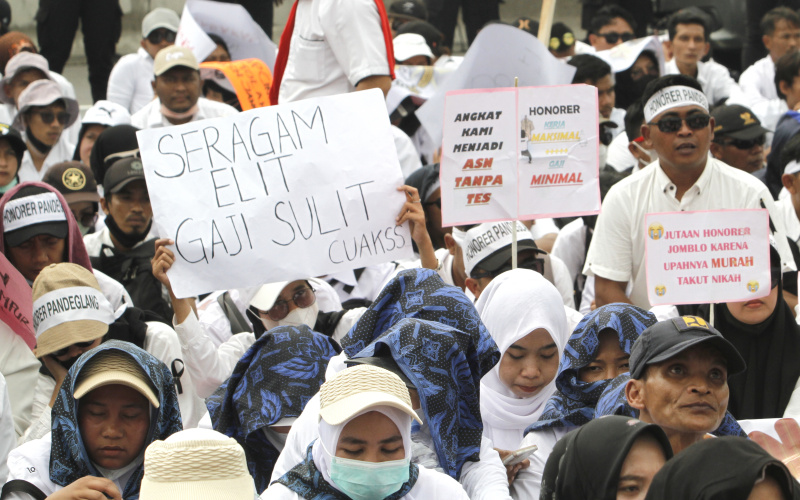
[137,89,413,298]
[0,252,34,349]
[200,59,273,110]
[176,5,217,63]
[645,209,771,306]
[440,84,600,226]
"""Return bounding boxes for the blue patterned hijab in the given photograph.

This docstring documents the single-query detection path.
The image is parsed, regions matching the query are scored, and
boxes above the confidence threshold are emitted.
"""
[594,373,747,437]
[528,304,656,433]
[351,317,500,480]
[49,340,182,500]
[207,325,339,493]
[340,269,495,371]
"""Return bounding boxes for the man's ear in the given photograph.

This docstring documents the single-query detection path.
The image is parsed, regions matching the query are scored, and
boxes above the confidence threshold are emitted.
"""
[444,232,456,256]
[151,78,157,93]
[465,277,481,298]
[641,123,651,142]
[708,116,715,142]
[99,197,111,216]
[709,141,722,160]
[702,41,711,57]
[780,80,793,99]
[783,173,798,194]
[625,378,646,411]
[763,34,773,53]
[588,33,600,47]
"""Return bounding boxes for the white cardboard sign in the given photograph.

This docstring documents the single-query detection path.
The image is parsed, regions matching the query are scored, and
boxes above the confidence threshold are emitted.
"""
[645,209,771,306]
[137,89,413,298]
[176,5,217,63]
[440,84,600,226]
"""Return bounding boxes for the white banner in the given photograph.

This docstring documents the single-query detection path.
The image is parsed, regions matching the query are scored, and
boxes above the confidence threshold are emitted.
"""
[3,192,66,233]
[32,286,115,337]
[645,209,771,306]
[594,35,666,76]
[137,89,413,298]
[175,5,217,63]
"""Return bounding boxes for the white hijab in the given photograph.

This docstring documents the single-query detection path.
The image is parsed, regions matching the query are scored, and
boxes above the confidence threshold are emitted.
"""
[475,269,570,450]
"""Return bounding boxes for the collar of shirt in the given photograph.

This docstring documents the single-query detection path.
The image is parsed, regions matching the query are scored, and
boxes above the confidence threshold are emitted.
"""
[653,156,714,197]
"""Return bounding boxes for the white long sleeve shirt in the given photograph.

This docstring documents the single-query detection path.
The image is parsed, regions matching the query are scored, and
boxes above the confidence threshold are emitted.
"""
[665,58,739,106]
[106,48,156,114]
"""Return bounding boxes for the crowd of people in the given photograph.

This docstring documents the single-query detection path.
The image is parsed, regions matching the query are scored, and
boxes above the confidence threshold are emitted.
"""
[1,0,800,499]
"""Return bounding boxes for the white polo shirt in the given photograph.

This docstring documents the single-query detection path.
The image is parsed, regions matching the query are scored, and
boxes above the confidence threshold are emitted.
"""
[278,0,391,103]
[728,55,788,143]
[776,197,800,244]
[583,157,792,308]
[665,58,739,106]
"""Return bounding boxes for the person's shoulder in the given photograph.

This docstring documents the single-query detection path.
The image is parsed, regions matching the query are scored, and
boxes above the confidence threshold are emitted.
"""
[198,97,239,116]
[415,465,470,497]
[7,433,52,475]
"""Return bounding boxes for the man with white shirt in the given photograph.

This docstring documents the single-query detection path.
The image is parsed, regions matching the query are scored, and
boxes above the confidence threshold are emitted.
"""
[130,46,238,130]
[664,10,738,107]
[584,75,792,309]
[568,54,626,139]
[777,134,800,245]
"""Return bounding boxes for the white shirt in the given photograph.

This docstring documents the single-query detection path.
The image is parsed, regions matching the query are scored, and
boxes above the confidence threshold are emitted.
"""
[130,97,238,129]
[510,426,572,500]
[107,48,156,114]
[17,137,75,183]
[584,157,791,308]
[665,58,739,106]
[392,125,423,179]
[0,372,15,482]
[82,226,158,258]
[776,197,800,245]
[728,55,788,143]
[278,0,391,103]
[606,129,637,171]
[609,107,626,138]
[0,322,39,439]
[529,218,560,239]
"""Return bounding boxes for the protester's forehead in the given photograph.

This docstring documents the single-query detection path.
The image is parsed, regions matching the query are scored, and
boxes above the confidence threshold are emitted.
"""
[655,342,728,367]
[82,383,150,406]
[279,279,308,297]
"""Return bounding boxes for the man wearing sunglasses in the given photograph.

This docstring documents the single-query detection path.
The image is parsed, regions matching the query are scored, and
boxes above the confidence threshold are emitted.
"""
[584,74,794,309]
[107,8,180,115]
[587,5,636,52]
[709,104,770,174]
[664,9,739,108]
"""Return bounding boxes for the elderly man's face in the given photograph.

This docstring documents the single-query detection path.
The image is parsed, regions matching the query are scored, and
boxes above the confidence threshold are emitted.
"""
[152,66,200,113]
[642,105,714,174]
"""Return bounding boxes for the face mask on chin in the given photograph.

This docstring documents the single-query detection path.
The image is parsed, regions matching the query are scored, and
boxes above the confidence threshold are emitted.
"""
[260,302,319,331]
[632,141,658,167]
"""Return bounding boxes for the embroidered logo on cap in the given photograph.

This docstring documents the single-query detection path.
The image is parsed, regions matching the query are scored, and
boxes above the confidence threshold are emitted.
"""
[62,168,86,190]
[672,315,710,332]
[740,112,756,126]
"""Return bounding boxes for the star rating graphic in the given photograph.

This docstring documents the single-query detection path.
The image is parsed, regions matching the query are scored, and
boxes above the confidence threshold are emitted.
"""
[545,148,568,155]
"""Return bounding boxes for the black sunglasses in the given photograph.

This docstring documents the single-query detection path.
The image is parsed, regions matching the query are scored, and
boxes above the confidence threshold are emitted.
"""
[146,29,177,45]
[598,32,635,44]
[648,114,711,133]
[51,340,96,358]
[719,135,766,150]
[33,110,69,125]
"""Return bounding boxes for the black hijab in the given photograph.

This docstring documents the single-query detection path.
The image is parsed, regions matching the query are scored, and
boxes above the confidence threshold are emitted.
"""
[644,437,799,500]
[88,124,140,185]
[540,415,673,500]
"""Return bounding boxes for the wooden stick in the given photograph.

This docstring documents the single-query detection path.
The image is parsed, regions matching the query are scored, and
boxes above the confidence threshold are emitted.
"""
[512,77,519,270]
[537,0,557,46]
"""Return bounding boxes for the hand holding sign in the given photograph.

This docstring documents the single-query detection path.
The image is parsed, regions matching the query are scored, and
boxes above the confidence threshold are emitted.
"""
[750,418,800,478]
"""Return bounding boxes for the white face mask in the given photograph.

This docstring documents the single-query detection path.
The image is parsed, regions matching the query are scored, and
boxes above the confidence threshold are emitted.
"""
[632,141,658,167]
[260,301,319,331]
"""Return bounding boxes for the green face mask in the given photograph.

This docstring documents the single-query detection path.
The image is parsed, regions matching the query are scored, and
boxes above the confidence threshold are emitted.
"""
[330,456,410,500]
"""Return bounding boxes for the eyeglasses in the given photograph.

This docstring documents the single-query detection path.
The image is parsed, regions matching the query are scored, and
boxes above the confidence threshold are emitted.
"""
[648,114,711,133]
[264,287,316,321]
[146,29,177,45]
[718,135,766,150]
[471,256,545,280]
[597,32,635,44]
[51,340,96,358]
[32,110,69,125]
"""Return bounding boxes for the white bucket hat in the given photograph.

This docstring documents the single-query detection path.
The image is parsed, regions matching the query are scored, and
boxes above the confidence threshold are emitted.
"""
[13,79,79,130]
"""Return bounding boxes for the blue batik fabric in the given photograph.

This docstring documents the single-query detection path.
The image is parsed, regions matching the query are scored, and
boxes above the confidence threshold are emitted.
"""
[276,443,420,500]
[340,269,497,376]
[49,340,182,500]
[351,317,500,480]
[594,373,748,437]
[528,304,657,434]
[207,325,339,493]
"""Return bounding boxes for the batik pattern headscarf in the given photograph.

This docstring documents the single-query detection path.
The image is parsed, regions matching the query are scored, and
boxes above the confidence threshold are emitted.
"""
[49,340,182,500]
[528,304,656,433]
[207,325,339,493]
[351,317,499,480]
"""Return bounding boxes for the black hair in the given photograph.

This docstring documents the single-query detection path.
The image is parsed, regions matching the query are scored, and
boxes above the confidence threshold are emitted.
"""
[668,9,710,41]
[761,7,800,37]
[775,51,800,100]
[640,74,703,107]
[202,79,241,111]
[780,130,800,174]
[568,54,612,84]
[589,5,636,35]
[207,33,230,58]
[624,101,645,141]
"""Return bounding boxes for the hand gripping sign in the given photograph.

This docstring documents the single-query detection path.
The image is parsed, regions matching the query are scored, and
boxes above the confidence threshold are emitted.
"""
[137,89,413,298]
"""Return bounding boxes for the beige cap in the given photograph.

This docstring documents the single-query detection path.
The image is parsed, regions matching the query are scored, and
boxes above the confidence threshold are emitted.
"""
[32,263,112,358]
[319,365,421,426]
[74,349,160,408]
[153,46,199,77]
[140,429,255,500]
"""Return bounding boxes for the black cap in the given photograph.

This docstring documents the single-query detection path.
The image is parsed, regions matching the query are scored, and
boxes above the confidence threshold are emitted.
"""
[43,161,101,204]
[473,240,544,276]
[629,316,746,379]
[346,355,415,389]
[389,0,428,21]
[103,157,146,194]
[3,185,68,247]
[711,104,770,140]
[549,22,576,52]
[0,123,26,165]
[514,17,539,36]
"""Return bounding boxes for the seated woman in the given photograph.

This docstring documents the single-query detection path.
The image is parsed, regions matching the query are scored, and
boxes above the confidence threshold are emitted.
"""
[540,415,672,500]
[474,269,570,482]
[644,436,799,499]
[513,303,657,499]
[3,340,182,499]
[266,364,468,499]
[71,100,131,167]
[0,124,25,194]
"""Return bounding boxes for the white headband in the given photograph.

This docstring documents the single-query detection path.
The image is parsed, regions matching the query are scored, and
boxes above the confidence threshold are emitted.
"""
[32,286,115,337]
[643,85,709,123]
[3,192,66,233]
[785,160,800,176]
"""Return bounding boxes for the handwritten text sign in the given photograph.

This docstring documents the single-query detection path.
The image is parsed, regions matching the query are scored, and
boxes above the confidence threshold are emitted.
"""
[137,89,413,298]
[200,59,273,110]
[440,84,600,226]
[645,209,771,306]
[0,252,34,349]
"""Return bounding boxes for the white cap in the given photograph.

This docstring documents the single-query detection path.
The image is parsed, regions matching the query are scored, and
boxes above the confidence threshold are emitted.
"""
[785,160,800,176]
[142,7,180,38]
[249,281,290,310]
[393,33,434,63]
[459,221,540,278]
[82,100,131,128]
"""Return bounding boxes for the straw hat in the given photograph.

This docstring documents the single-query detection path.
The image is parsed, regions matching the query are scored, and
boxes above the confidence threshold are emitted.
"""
[319,365,421,426]
[74,349,159,407]
[140,428,256,499]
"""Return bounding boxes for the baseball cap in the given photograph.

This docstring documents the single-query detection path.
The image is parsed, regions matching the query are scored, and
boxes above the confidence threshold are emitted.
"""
[0,52,52,103]
[319,365,420,426]
[141,7,180,38]
[31,263,115,358]
[103,157,146,194]
[389,0,428,22]
[0,122,26,163]
[711,104,770,141]
[249,280,291,311]
[43,161,101,204]
[153,46,199,77]
[629,316,747,379]
[3,185,68,248]
[454,221,544,278]
[81,100,131,128]
[74,349,159,407]
[393,33,434,63]
[550,22,576,52]
[13,79,80,130]
[514,16,539,36]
